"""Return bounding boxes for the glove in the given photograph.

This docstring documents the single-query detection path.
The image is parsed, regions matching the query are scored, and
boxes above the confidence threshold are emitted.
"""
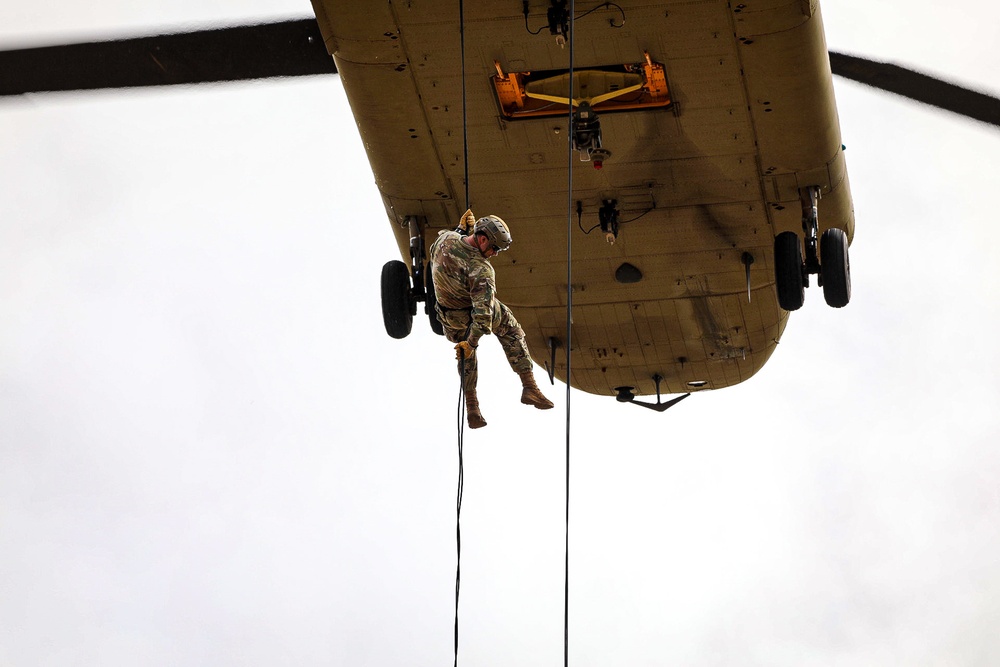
[458,209,475,234]
[454,341,476,360]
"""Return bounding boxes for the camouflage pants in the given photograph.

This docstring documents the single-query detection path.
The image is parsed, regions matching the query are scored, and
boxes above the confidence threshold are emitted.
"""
[436,300,533,396]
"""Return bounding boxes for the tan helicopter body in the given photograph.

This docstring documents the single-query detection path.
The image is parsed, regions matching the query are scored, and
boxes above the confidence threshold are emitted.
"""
[2,6,995,401]
[313,0,855,399]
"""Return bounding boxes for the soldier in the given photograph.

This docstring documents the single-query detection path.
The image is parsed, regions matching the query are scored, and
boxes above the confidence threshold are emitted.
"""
[430,209,554,429]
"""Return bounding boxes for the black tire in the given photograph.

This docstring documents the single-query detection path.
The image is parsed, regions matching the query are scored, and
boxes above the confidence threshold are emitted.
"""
[774,231,805,311]
[381,260,413,339]
[820,228,851,308]
[425,264,444,336]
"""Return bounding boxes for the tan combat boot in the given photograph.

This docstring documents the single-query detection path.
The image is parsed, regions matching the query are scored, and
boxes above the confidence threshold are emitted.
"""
[465,389,487,429]
[519,371,555,410]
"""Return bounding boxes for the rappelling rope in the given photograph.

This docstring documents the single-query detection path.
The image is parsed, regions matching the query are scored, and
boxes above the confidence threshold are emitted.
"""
[563,3,576,666]
[453,3,575,666]
[460,0,470,211]
[454,354,465,667]
[454,1,469,666]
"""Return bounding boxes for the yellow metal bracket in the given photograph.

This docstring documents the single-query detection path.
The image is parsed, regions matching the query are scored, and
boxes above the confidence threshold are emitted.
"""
[492,52,672,119]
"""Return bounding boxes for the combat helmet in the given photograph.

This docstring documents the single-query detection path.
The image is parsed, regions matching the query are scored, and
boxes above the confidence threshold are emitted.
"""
[474,215,512,252]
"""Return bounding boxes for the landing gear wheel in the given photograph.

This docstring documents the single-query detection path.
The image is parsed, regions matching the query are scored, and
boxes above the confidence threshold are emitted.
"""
[774,231,805,311]
[820,228,851,308]
[381,260,413,339]
[425,264,444,336]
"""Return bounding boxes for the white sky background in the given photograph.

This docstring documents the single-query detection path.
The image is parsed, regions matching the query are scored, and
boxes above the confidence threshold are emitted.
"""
[2,1,999,665]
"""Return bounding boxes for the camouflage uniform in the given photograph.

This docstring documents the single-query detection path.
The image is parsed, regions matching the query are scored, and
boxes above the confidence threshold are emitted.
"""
[429,229,533,395]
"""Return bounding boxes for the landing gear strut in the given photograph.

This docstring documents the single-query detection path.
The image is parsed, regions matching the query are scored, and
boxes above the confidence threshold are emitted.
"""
[773,186,851,310]
[379,216,444,338]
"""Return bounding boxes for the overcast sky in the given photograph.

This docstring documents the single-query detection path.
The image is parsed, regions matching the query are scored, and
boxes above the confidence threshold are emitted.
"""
[2,1,1000,665]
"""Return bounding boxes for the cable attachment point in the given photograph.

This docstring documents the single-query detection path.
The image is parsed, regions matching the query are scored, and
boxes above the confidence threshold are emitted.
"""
[599,199,620,244]
[547,0,570,47]
[573,102,610,168]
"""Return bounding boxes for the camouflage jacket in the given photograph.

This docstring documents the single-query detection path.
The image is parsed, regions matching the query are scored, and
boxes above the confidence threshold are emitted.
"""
[429,230,496,346]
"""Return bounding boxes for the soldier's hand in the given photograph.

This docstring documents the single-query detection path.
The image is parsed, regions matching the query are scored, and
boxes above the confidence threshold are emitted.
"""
[455,341,476,360]
[459,209,475,233]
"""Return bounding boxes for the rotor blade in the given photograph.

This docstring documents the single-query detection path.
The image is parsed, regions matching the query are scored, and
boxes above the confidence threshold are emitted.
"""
[829,51,1000,128]
[0,18,337,96]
